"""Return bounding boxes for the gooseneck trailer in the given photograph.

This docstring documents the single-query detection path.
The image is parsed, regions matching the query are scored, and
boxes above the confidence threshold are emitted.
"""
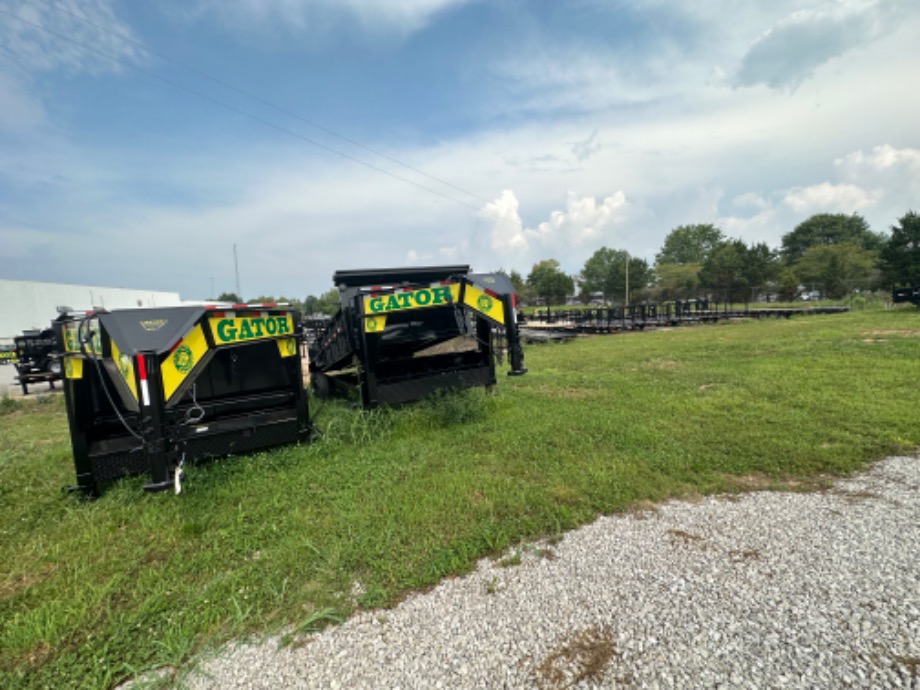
[54,304,310,496]
[308,265,526,408]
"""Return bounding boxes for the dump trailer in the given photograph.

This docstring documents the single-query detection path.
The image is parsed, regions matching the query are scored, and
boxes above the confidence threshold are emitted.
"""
[308,265,526,408]
[53,304,310,496]
[13,328,62,394]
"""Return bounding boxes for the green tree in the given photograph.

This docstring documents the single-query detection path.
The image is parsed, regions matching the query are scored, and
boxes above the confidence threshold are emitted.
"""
[656,224,725,265]
[742,242,780,300]
[509,269,528,300]
[777,267,800,302]
[526,259,574,306]
[653,263,701,301]
[216,292,241,303]
[580,247,651,304]
[780,213,885,265]
[699,240,749,302]
[794,242,879,299]
[316,288,341,315]
[880,211,920,287]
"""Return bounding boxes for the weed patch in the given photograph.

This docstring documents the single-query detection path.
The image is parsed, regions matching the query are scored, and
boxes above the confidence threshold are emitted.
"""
[534,626,615,689]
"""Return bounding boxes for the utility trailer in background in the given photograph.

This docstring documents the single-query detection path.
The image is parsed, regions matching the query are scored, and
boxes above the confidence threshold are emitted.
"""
[13,328,62,394]
[892,286,920,307]
[54,304,310,496]
[307,265,526,408]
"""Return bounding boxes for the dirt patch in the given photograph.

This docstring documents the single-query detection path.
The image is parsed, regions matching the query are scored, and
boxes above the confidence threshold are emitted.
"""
[862,329,920,337]
[534,625,615,689]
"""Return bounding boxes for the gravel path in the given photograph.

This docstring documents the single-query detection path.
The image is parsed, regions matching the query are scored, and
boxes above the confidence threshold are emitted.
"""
[183,455,920,689]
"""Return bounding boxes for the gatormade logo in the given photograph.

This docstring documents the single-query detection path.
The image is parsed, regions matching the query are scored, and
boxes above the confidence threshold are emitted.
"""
[477,294,494,312]
[140,319,168,332]
[366,317,379,331]
[173,344,194,373]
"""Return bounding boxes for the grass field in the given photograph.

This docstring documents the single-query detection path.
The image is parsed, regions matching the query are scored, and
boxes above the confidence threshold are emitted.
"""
[1,307,919,689]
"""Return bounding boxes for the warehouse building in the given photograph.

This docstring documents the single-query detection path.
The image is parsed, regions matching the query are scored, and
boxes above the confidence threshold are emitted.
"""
[0,279,183,344]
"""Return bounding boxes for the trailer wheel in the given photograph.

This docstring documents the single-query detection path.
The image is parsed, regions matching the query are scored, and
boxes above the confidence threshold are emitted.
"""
[312,372,331,399]
[47,359,62,376]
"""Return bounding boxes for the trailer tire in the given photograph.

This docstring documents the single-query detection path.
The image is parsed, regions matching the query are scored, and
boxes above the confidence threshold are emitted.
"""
[313,372,331,399]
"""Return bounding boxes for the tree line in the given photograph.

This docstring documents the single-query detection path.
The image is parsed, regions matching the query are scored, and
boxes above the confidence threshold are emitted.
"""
[520,210,920,306]
[222,210,918,315]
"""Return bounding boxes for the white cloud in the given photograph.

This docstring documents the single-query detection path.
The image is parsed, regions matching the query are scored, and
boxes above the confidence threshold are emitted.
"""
[782,182,877,213]
[0,0,141,75]
[734,0,906,90]
[834,144,920,196]
[477,189,629,263]
[191,0,473,38]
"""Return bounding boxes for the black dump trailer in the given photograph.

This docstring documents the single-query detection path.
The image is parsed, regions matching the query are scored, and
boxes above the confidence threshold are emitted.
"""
[53,304,310,496]
[307,265,526,408]
[892,286,920,307]
[13,328,62,394]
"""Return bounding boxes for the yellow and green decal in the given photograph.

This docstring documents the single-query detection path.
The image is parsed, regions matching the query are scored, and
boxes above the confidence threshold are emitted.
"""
[276,337,299,358]
[362,283,461,316]
[62,320,101,355]
[363,314,387,333]
[463,284,505,325]
[64,356,83,380]
[161,324,209,401]
[208,315,293,345]
[110,340,138,402]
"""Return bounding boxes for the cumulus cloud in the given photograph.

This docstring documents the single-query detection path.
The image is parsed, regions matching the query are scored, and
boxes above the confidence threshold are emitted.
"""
[834,144,920,196]
[734,0,904,91]
[782,181,877,213]
[479,190,629,257]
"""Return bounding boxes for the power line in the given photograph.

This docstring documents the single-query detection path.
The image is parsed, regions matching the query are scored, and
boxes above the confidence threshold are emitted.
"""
[0,7,499,217]
[22,0,507,212]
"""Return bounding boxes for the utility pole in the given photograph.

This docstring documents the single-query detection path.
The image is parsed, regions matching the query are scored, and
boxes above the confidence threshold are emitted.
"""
[234,244,241,301]
[624,252,630,306]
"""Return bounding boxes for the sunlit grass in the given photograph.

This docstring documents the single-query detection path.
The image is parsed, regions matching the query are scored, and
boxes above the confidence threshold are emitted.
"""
[1,308,919,688]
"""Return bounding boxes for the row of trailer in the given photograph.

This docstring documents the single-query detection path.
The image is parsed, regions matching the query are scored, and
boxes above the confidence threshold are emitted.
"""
[29,267,919,497]
[49,266,526,496]
[522,302,852,334]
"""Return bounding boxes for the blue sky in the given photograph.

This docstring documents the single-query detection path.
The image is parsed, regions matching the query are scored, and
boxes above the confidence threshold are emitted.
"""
[1,0,918,301]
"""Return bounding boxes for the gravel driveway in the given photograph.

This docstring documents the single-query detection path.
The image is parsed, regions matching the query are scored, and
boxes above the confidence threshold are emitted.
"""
[180,454,919,689]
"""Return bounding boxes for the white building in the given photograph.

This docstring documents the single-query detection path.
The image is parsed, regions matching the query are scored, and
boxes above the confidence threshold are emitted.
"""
[0,279,183,342]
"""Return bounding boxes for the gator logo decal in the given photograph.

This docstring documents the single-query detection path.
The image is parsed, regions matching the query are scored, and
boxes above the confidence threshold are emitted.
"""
[173,344,194,373]
[477,294,494,312]
[363,284,460,315]
[210,316,293,345]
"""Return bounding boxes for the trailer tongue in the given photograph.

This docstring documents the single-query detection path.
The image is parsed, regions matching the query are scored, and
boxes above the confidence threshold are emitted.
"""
[308,265,526,408]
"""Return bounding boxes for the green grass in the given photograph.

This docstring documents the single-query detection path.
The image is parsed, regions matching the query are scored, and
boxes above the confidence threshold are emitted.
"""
[2,308,919,688]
